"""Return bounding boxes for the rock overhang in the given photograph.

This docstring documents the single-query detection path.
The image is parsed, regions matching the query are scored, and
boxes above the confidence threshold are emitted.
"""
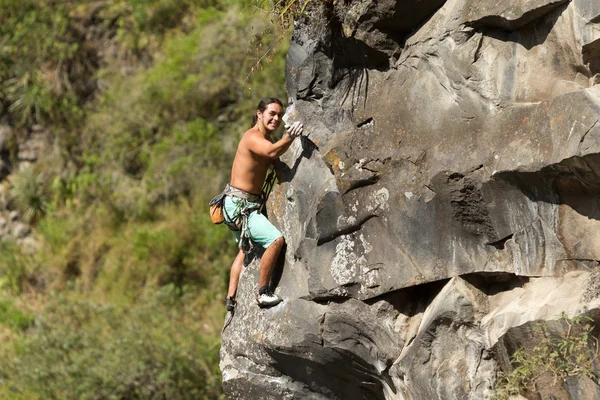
[221,1,600,398]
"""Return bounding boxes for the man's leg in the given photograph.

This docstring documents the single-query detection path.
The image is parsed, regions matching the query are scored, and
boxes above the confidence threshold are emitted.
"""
[227,249,245,299]
[258,236,284,289]
[255,235,284,307]
[245,209,285,307]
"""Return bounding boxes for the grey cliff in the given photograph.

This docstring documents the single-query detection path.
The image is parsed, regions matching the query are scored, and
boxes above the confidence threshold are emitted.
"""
[221,0,600,398]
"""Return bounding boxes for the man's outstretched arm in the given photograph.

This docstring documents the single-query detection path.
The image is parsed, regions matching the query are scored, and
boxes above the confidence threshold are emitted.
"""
[248,122,303,159]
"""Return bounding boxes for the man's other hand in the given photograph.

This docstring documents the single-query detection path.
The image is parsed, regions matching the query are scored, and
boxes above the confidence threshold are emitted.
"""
[285,121,303,138]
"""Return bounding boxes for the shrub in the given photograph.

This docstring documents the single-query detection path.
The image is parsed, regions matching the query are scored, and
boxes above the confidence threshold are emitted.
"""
[493,313,600,399]
[0,241,36,295]
[8,167,48,224]
[0,0,92,127]
[0,2,289,398]
[0,286,224,399]
[0,299,34,331]
[75,6,287,217]
[95,196,235,301]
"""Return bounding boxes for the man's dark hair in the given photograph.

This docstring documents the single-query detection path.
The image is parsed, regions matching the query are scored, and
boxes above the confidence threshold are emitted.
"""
[251,97,283,127]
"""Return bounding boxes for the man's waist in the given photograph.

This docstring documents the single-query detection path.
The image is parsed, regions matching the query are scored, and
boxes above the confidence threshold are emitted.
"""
[224,184,262,202]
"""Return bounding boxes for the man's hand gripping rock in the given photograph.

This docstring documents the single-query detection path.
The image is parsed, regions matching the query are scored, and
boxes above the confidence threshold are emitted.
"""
[284,121,304,138]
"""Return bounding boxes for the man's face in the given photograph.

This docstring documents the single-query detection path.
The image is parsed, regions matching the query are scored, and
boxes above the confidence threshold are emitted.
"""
[259,103,283,132]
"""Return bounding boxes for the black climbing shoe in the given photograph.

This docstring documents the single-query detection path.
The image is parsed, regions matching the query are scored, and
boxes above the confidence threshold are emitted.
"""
[225,296,236,312]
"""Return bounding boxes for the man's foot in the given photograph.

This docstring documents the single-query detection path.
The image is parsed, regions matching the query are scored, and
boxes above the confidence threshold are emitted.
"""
[225,296,236,312]
[256,290,283,308]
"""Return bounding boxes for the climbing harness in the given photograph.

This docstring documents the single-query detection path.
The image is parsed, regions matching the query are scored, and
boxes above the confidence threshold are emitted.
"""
[222,185,261,253]
[222,168,278,254]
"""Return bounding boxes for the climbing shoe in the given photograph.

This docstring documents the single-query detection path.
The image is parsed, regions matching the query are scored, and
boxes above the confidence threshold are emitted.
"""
[225,296,236,312]
[256,286,282,308]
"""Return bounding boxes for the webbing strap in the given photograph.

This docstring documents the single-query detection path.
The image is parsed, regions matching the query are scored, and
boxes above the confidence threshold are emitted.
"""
[259,169,277,214]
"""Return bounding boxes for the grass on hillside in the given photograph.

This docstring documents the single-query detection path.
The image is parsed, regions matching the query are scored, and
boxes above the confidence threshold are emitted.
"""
[0,0,290,398]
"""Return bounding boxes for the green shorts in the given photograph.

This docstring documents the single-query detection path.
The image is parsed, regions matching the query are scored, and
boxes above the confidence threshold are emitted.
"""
[224,196,282,248]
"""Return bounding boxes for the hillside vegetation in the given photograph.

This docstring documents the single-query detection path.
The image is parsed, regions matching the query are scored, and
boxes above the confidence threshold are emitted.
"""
[0,0,288,398]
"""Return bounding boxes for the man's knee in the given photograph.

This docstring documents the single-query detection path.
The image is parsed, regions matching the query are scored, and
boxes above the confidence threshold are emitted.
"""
[234,249,245,260]
[268,236,284,249]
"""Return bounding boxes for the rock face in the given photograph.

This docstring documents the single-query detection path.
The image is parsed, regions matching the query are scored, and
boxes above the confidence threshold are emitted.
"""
[221,0,600,398]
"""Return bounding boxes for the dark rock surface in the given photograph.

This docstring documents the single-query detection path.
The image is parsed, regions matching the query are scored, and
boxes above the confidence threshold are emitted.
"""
[222,0,600,398]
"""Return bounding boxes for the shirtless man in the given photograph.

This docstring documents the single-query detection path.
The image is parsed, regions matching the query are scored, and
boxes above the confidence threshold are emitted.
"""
[223,98,303,310]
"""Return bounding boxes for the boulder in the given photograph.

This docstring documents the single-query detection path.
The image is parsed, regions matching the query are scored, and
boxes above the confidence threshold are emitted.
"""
[222,0,600,398]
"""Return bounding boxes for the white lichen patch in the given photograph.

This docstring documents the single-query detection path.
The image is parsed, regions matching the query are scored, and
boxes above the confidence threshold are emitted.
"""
[282,198,297,247]
[367,187,390,211]
[374,188,390,207]
[360,262,380,289]
[337,215,357,227]
[328,286,349,297]
[331,235,362,285]
[359,233,372,253]
[355,158,367,170]
[331,231,381,292]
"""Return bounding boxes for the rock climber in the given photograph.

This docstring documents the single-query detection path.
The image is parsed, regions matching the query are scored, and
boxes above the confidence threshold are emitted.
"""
[222,97,303,312]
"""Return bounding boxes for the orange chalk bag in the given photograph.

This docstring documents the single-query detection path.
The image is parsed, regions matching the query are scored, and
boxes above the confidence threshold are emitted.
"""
[209,193,225,224]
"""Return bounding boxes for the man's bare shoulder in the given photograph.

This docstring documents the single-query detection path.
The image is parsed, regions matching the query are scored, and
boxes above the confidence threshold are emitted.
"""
[240,127,269,150]
[238,128,258,142]
[236,128,251,147]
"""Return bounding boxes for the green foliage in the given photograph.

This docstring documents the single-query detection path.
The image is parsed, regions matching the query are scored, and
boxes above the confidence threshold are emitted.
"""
[0,299,33,332]
[493,313,600,399]
[143,118,224,199]
[71,6,287,221]
[0,0,92,126]
[0,241,36,295]
[8,167,49,224]
[99,0,223,56]
[244,0,315,79]
[95,197,235,301]
[0,0,289,397]
[32,194,235,305]
[0,287,224,400]
[0,0,228,128]
[257,0,314,28]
